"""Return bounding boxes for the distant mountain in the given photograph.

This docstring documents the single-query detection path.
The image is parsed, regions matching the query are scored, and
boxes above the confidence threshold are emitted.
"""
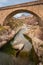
[17,14,33,19]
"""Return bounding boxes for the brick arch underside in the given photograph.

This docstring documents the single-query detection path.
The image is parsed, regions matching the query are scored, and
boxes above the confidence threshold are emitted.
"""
[4,9,41,25]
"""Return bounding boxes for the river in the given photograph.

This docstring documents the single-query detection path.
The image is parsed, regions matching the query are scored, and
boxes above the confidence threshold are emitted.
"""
[0,24,36,65]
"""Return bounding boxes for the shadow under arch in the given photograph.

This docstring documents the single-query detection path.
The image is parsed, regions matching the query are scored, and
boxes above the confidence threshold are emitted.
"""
[4,9,41,26]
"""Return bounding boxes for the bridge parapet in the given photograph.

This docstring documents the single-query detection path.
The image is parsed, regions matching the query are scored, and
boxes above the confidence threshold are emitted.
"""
[0,1,43,10]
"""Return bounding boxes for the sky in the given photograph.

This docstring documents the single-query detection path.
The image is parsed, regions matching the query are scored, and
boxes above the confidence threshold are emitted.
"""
[0,0,36,7]
[14,12,32,18]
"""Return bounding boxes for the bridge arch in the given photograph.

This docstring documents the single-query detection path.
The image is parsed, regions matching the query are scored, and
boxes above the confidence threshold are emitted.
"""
[4,9,41,26]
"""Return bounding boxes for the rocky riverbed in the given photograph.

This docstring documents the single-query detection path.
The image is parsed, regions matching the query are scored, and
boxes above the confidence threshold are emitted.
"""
[25,25,43,65]
[0,23,43,65]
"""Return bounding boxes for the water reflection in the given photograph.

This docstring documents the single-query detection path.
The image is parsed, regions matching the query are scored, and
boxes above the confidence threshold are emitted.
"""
[0,52,15,65]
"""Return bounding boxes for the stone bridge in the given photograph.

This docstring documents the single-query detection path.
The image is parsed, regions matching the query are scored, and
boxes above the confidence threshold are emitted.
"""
[0,1,43,26]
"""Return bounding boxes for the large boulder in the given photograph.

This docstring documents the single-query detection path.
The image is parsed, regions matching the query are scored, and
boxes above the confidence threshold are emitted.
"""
[25,25,43,64]
[0,26,15,47]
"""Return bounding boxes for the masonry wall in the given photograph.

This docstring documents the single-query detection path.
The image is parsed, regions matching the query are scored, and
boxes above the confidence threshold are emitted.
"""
[0,1,43,25]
